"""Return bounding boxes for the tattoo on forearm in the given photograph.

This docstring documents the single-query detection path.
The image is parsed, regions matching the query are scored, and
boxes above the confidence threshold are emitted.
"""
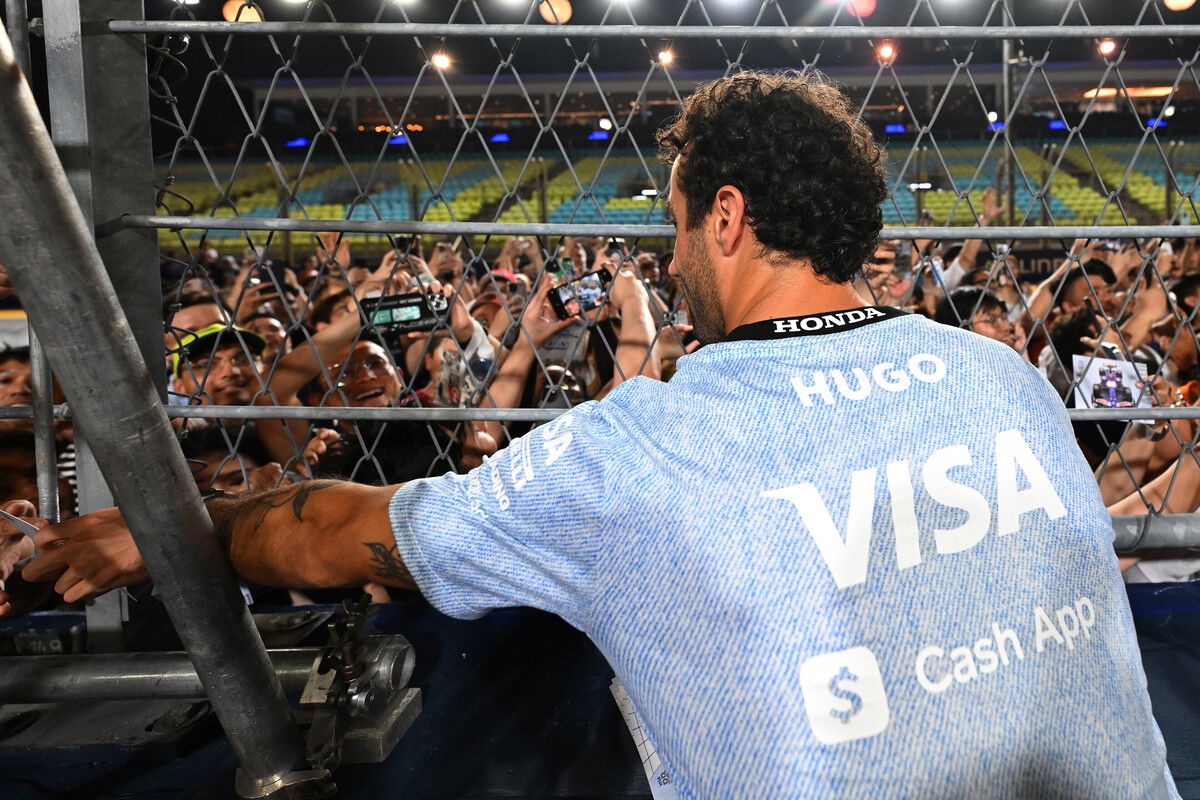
[211,481,341,545]
[290,481,338,524]
[242,492,288,537]
[363,542,413,586]
[245,480,339,534]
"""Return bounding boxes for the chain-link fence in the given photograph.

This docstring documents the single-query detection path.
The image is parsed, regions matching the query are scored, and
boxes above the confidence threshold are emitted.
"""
[5,0,1200,603]
[2,0,1200,793]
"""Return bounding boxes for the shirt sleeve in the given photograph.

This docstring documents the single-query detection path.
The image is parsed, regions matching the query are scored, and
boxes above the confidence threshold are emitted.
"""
[387,400,626,626]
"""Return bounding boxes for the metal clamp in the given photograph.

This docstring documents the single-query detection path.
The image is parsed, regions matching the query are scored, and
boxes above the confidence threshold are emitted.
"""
[299,595,417,772]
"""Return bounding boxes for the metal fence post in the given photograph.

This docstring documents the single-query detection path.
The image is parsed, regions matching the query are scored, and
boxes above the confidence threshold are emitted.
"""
[1000,0,1016,227]
[4,0,58,527]
[3,0,29,71]
[42,0,168,650]
[0,21,326,799]
[40,0,165,392]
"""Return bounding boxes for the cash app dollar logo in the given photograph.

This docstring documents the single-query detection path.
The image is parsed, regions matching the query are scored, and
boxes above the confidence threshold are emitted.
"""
[827,665,863,723]
[800,647,890,744]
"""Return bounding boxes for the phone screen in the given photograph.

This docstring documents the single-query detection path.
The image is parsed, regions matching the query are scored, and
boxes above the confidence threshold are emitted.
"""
[892,244,912,277]
[549,269,612,320]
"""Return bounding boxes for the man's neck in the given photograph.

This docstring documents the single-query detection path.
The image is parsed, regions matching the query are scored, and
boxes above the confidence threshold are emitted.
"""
[722,267,870,334]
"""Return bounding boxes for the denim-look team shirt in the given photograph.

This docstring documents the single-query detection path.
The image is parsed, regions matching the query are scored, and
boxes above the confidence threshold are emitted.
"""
[389,308,1177,799]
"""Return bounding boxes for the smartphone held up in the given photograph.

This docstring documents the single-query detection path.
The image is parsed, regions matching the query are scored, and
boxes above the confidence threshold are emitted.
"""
[548,269,612,320]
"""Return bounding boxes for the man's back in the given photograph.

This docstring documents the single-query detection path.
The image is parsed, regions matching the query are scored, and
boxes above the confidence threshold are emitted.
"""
[393,309,1176,798]
[590,311,1174,797]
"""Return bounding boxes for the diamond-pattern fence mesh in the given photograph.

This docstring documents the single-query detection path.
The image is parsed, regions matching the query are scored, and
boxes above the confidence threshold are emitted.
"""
[5,0,1200,553]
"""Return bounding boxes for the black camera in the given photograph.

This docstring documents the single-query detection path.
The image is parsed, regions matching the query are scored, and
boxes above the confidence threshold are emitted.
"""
[361,292,449,348]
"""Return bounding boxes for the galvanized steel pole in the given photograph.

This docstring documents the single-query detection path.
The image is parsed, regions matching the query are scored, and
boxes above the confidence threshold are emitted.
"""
[3,0,29,74]
[118,214,1200,241]
[28,340,59,522]
[4,402,1200,423]
[0,25,321,797]
[0,650,321,703]
[107,21,1200,39]
[3,0,56,522]
[1112,515,1200,554]
[1000,0,1016,228]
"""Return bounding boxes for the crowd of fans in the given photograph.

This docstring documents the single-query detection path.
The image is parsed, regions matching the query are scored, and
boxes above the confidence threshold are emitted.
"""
[155,232,687,485]
[3,205,1200,612]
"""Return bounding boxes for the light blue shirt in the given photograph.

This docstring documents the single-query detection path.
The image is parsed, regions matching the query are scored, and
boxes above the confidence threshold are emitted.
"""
[390,311,1177,798]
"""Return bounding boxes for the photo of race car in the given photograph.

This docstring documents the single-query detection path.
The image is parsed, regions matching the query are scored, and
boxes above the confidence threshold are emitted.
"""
[1092,363,1136,409]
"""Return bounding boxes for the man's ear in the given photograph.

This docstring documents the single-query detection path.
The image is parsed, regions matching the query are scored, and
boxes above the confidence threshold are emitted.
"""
[711,185,747,257]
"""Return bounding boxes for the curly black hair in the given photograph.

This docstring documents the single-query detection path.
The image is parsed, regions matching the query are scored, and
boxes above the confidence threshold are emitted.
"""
[657,69,887,284]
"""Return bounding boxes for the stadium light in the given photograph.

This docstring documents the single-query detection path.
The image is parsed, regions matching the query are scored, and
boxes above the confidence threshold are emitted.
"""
[222,1,263,21]
[658,49,675,65]
[1164,105,1177,118]
[598,118,614,130]
[987,111,998,123]
[846,0,876,17]
[875,42,896,64]
[1084,86,1173,99]
[538,0,573,24]
[1097,39,1118,57]
[1165,0,1196,11]
[431,53,452,70]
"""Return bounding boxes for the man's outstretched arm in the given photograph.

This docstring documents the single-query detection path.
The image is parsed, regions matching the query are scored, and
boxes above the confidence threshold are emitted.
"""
[210,480,413,590]
[24,480,414,603]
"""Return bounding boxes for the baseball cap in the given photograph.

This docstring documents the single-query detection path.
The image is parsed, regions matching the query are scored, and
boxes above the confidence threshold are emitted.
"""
[170,322,266,377]
[469,291,504,313]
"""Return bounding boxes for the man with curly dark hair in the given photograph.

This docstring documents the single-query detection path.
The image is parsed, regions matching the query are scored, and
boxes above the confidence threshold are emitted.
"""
[19,71,1175,799]
[656,70,888,342]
